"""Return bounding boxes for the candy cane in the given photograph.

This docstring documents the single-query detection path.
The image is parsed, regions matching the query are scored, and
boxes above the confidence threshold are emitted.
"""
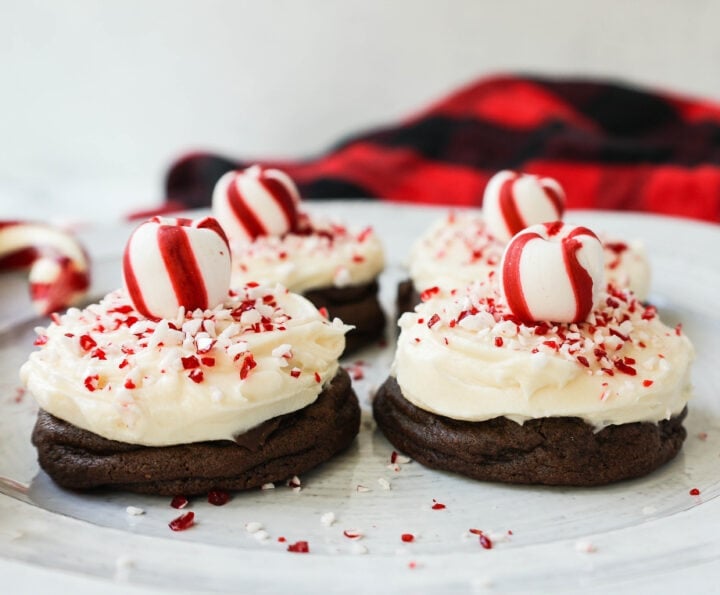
[0,221,90,315]
[212,164,301,245]
[123,216,231,320]
[500,222,605,324]
[484,171,565,242]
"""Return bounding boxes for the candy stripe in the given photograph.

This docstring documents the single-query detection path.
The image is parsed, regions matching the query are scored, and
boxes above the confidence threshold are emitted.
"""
[562,236,595,322]
[501,231,538,323]
[212,166,300,244]
[226,179,267,238]
[123,217,230,320]
[196,217,230,249]
[30,257,90,314]
[541,180,564,216]
[260,174,298,230]
[0,246,38,269]
[567,226,599,242]
[498,175,526,237]
[156,225,209,311]
[122,233,151,318]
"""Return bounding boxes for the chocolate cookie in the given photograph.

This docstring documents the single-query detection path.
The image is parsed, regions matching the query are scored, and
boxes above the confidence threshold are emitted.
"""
[373,377,687,486]
[395,278,420,319]
[33,369,360,496]
[304,280,385,354]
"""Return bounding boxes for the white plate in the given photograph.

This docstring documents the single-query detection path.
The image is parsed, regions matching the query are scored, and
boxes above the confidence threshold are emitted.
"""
[1,203,719,593]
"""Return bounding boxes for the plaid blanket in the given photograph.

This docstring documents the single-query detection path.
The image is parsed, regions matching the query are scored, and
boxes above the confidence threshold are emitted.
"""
[165,75,720,223]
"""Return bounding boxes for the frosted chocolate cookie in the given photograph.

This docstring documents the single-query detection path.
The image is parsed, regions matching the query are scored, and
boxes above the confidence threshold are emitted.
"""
[397,171,650,317]
[213,165,385,353]
[376,222,693,486]
[22,216,359,495]
[32,368,358,495]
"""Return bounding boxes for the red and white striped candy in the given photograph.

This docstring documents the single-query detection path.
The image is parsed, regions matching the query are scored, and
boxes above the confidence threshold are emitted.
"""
[212,165,301,244]
[483,171,565,243]
[123,216,231,320]
[0,221,90,315]
[500,222,605,324]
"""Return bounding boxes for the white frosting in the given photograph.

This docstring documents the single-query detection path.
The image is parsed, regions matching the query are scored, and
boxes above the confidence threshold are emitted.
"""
[408,212,505,294]
[21,284,350,446]
[408,212,651,300]
[229,216,385,293]
[599,233,651,301]
[393,281,693,429]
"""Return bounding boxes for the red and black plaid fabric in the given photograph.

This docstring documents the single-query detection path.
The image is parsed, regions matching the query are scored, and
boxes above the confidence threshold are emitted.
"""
[165,74,720,223]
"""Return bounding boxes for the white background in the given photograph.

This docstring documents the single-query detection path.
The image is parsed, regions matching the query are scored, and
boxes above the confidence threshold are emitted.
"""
[1,0,719,221]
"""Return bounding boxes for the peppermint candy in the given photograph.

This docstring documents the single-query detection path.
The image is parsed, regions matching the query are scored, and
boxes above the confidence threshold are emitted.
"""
[483,171,565,242]
[123,216,231,320]
[500,222,605,324]
[0,221,90,315]
[212,165,301,244]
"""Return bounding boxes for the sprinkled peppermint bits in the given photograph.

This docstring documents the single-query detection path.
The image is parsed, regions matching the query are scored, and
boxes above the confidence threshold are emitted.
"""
[343,529,364,540]
[170,495,189,509]
[287,540,310,553]
[415,281,673,381]
[168,511,195,532]
[35,284,304,394]
[467,529,494,549]
[207,490,231,506]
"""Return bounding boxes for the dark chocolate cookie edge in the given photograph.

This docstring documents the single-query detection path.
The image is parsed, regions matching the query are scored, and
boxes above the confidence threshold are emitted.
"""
[372,376,687,487]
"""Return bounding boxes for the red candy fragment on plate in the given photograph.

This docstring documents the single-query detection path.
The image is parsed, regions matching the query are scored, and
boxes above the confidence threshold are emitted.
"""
[208,490,231,506]
[343,529,363,540]
[287,540,309,553]
[171,495,189,509]
[469,528,493,549]
[168,511,195,532]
